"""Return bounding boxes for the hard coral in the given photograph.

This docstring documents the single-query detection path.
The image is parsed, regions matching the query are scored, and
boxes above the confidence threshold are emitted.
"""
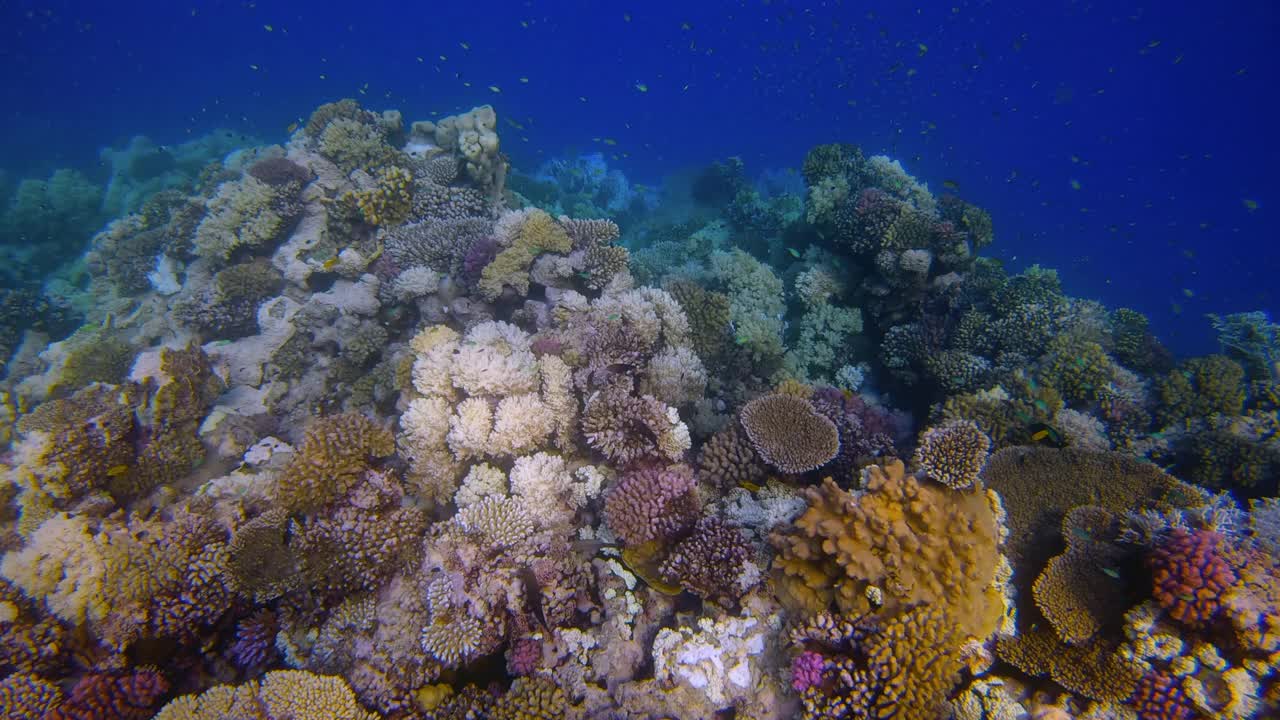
[1156,355,1246,426]
[0,673,63,718]
[659,516,755,601]
[478,208,573,301]
[772,458,1005,644]
[1128,671,1196,720]
[46,669,169,720]
[1148,528,1236,629]
[276,414,395,512]
[1033,506,1138,645]
[912,419,991,490]
[791,606,966,720]
[604,461,700,546]
[353,165,414,226]
[582,380,690,464]
[738,393,840,474]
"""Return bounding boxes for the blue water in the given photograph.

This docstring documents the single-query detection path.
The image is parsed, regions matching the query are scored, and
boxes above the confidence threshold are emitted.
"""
[3,0,1276,355]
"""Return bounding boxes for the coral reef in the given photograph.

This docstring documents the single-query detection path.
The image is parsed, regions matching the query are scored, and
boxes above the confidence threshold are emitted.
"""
[3,98,1277,720]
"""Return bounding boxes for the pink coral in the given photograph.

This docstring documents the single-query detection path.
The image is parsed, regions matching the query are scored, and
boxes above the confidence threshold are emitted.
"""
[507,636,542,676]
[1148,528,1236,628]
[603,461,700,546]
[1128,671,1195,720]
[790,651,826,692]
[46,670,169,720]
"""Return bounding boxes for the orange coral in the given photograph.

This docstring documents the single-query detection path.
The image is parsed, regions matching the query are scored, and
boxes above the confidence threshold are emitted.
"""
[771,459,1004,645]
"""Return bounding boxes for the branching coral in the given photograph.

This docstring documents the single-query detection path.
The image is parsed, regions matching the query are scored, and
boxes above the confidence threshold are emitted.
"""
[193,174,301,260]
[353,165,414,226]
[1156,354,1247,426]
[1148,527,1236,629]
[276,414,395,512]
[384,216,493,273]
[604,461,700,546]
[912,419,991,490]
[581,380,690,464]
[738,393,840,474]
[658,516,756,601]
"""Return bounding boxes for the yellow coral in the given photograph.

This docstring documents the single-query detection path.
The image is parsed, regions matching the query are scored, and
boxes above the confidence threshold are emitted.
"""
[353,165,413,226]
[772,459,1004,646]
[478,209,573,301]
[276,414,394,512]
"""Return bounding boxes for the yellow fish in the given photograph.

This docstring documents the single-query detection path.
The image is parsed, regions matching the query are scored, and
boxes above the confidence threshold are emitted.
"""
[1070,179,1082,190]
[603,138,617,146]
[107,464,130,477]
[286,121,298,133]
[917,42,928,56]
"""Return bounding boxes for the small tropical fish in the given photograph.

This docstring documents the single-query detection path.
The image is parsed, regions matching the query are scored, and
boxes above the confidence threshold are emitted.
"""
[249,64,260,71]
[107,464,130,477]
[917,42,929,57]
[1070,179,1082,190]
[1101,567,1121,579]
[263,24,273,32]
[740,480,762,492]
[579,96,588,102]
[942,179,960,191]
[318,74,327,80]
[1243,198,1259,211]
[519,77,529,83]
[459,42,470,50]
[603,138,617,146]
[322,256,340,271]
[634,82,649,92]
[787,248,801,259]
[286,121,298,133]
[623,13,631,22]
[681,22,692,30]
[488,85,501,93]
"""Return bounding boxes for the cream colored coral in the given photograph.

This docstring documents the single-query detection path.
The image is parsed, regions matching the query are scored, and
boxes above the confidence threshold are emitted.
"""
[641,346,707,408]
[510,452,576,528]
[401,396,451,455]
[447,397,492,459]
[451,321,538,397]
[454,463,507,508]
[539,355,577,450]
[1,513,106,625]
[489,393,554,455]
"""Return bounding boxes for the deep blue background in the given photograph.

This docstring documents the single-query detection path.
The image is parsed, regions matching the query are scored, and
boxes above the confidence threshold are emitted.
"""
[2,0,1276,355]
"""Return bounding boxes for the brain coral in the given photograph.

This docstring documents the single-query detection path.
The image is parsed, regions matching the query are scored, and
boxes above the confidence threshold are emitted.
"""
[772,458,1005,646]
[738,393,840,474]
[1148,527,1237,629]
[912,419,991,490]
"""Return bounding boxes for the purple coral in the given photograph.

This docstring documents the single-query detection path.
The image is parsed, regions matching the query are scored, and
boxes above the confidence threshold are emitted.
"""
[659,516,755,601]
[791,651,826,692]
[46,670,169,720]
[603,461,700,546]
[506,636,542,676]
[462,235,500,283]
[229,609,279,672]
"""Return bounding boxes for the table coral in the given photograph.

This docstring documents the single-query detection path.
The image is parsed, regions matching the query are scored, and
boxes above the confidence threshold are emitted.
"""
[738,392,840,474]
[1033,506,1138,645]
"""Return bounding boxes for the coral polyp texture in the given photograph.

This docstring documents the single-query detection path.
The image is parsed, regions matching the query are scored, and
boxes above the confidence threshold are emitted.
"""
[0,96,1275,720]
